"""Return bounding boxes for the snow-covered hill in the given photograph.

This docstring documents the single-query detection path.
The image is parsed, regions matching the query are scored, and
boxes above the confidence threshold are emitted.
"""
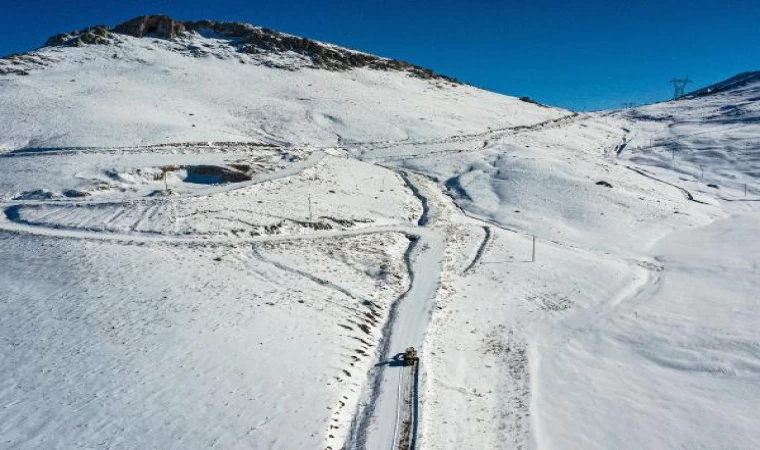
[0,15,564,151]
[1,15,758,450]
[609,72,760,197]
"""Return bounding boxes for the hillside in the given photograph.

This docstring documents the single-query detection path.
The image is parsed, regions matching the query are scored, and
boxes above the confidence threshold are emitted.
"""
[1,16,758,450]
[0,15,564,151]
[612,71,760,195]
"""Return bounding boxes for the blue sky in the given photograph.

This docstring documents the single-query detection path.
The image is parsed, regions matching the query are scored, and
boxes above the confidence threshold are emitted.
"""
[1,0,758,110]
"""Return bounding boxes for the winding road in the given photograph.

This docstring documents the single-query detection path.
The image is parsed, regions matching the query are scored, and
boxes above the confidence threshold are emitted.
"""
[0,146,448,450]
[2,113,704,450]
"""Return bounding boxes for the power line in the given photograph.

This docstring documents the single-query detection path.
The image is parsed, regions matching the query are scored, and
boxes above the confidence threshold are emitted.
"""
[670,77,692,99]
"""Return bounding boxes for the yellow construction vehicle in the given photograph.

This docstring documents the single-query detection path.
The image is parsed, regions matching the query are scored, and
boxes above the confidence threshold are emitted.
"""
[403,347,418,366]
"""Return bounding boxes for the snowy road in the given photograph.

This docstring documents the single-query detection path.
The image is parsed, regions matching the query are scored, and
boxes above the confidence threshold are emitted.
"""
[349,229,444,450]
[0,151,446,450]
[345,168,448,450]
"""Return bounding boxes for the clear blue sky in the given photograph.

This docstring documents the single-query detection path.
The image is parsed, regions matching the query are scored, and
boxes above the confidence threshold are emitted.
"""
[2,0,758,110]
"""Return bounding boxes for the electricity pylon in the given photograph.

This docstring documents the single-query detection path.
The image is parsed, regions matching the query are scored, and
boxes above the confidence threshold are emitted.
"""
[670,77,692,99]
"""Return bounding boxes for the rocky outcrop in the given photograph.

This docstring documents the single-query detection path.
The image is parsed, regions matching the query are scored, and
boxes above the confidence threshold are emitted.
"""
[181,19,459,81]
[0,52,57,75]
[45,26,111,47]
[34,15,460,83]
[184,20,256,37]
[113,15,186,39]
[519,96,547,107]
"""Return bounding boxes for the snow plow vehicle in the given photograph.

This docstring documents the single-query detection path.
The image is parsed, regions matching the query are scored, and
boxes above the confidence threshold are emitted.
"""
[403,347,418,366]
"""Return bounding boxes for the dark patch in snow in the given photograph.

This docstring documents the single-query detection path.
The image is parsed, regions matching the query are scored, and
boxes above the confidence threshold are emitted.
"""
[182,165,251,184]
[444,175,473,201]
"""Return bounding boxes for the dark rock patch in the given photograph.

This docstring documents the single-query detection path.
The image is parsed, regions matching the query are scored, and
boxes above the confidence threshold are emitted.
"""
[38,15,461,83]
[114,15,186,39]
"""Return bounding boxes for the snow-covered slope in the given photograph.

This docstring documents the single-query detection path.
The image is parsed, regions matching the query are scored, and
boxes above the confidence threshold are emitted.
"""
[610,72,760,197]
[403,76,759,449]
[1,15,759,450]
[0,16,565,151]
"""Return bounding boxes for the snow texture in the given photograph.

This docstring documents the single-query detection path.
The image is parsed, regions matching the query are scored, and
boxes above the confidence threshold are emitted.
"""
[1,23,759,450]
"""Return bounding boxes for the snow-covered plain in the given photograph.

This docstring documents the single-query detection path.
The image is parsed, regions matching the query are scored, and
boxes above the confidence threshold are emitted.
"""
[1,21,758,450]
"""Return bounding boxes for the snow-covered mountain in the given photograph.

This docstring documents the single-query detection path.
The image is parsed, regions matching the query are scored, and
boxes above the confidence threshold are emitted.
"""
[0,15,564,151]
[1,15,758,450]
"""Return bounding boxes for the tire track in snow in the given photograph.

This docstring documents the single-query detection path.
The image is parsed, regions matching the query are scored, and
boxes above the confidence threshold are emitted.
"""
[359,113,578,153]
[462,225,492,275]
[625,165,710,204]
[1,141,277,158]
[361,113,580,162]
[250,245,365,310]
[396,170,430,226]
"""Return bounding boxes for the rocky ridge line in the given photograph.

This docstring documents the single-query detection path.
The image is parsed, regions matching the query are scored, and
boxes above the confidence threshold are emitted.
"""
[8,15,460,82]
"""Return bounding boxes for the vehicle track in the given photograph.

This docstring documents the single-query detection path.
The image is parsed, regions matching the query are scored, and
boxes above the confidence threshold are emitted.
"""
[462,225,493,275]
[0,141,277,158]
[361,114,581,163]
[358,113,578,153]
[625,165,710,204]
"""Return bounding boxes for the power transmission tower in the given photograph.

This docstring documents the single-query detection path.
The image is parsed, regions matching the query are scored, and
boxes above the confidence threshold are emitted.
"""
[621,102,637,109]
[670,77,692,99]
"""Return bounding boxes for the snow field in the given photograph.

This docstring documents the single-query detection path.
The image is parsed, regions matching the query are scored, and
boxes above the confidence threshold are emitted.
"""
[531,213,760,450]
[0,230,411,450]
[5,156,421,238]
[422,221,637,449]
[1,26,759,450]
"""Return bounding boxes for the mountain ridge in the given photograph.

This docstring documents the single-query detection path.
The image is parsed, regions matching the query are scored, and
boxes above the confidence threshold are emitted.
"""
[7,14,460,83]
[684,70,760,99]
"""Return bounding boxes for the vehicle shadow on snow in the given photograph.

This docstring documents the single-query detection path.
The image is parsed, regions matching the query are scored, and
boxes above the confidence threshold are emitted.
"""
[374,352,408,368]
[371,352,421,449]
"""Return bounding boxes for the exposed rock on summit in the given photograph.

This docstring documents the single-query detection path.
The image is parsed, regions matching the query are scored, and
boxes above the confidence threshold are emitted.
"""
[45,26,111,47]
[113,15,187,39]
[34,15,459,82]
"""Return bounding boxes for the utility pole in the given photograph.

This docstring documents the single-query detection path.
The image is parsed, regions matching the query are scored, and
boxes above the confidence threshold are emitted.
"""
[162,167,169,193]
[621,102,637,109]
[670,77,692,100]
[308,194,313,220]
[531,235,536,263]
